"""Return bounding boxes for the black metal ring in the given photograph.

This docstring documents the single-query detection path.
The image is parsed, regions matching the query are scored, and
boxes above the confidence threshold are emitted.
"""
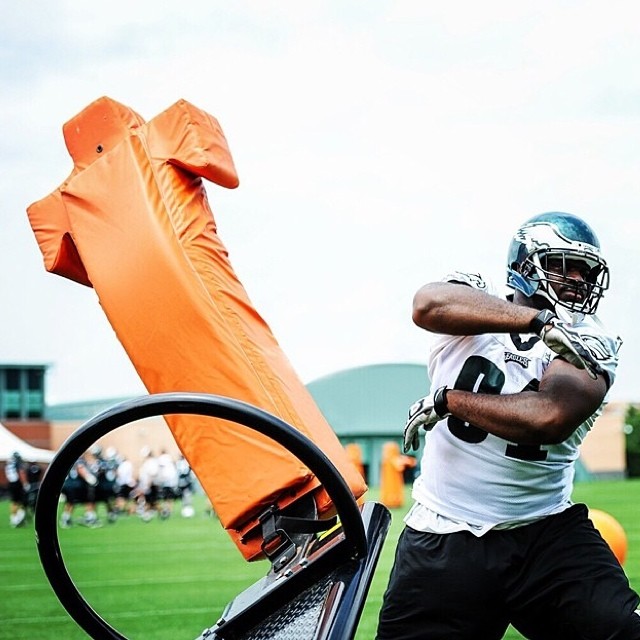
[35,392,367,639]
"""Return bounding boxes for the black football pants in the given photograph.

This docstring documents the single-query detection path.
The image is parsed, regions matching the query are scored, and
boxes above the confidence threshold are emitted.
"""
[376,504,640,639]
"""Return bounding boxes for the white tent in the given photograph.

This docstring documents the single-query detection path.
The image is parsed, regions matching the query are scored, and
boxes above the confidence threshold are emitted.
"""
[0,421,56,463]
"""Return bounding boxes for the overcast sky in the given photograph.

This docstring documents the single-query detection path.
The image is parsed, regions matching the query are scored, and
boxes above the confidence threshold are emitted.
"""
[2,2,640,406]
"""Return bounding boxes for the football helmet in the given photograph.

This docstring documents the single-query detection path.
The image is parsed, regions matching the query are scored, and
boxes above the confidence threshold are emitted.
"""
[506,212,609,315]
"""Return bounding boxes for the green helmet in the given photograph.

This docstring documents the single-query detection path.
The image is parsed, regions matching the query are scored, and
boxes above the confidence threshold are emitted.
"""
[506,212,609,314]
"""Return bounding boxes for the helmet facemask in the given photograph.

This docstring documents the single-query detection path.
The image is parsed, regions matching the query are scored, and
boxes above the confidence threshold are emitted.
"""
[506,213,610,315]
[519,248,609,314]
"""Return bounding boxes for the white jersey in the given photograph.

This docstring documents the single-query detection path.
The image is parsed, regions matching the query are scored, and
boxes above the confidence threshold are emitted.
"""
[156,453,178,489]
[407,271,621,536]
[116,459,134,487]
[138,456,159,492]
[5,458,22,484]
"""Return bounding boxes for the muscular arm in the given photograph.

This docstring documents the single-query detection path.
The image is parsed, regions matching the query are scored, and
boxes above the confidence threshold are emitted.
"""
[446,358,608,444]
[413,282,539,335]
[414,280,609,443]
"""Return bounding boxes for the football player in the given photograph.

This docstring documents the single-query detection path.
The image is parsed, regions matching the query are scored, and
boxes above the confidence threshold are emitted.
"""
[60,455,98,528]
[5,452,27,527]
[376,212,640,639]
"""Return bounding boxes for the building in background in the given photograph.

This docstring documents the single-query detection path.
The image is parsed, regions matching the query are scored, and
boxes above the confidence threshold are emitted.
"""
[0,364,50,449]
[306,363,430,485]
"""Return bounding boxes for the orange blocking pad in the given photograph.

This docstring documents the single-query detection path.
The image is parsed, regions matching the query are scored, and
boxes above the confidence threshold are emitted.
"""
[27,97,367,560]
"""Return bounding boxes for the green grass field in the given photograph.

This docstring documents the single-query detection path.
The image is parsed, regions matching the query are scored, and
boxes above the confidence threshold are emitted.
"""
[1,480,639,639]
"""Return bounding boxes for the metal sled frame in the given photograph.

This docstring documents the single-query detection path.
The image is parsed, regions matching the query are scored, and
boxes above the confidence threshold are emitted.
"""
[35,393,391,639]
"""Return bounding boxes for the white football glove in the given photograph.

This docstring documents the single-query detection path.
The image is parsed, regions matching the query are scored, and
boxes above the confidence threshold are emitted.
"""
[403,386,450,453]
[531,309,602,380]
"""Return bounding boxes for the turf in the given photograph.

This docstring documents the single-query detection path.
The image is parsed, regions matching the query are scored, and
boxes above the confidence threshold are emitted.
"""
[1,480,638,639]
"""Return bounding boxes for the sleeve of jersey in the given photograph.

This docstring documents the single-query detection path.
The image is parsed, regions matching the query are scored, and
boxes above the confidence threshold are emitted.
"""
[442,271,498,296]
[425,271,500,357]
[579,324,622,388]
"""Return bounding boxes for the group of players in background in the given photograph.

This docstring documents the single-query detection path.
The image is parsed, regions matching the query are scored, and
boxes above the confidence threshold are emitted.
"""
[5,451,43,527]
[58,445,197,528]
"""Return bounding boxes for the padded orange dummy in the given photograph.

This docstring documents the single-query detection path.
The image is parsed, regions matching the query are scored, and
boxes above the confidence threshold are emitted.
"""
[379,442,416,509]
[27,97,367,560]
[345,443,365,481]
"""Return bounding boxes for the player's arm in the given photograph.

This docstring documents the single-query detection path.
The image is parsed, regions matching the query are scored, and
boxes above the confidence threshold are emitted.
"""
[445,358,608,445]
[414,281,603,379]
[76,461,98,486]
[412,282,539,335]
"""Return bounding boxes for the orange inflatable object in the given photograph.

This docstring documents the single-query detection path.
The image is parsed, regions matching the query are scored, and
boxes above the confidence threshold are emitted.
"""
[589,508,628,565]
[345,443,366,482]
[379,442,415,509]
[27,97,367,560]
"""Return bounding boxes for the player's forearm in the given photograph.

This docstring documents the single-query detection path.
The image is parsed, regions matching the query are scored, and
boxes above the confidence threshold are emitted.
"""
[412,283,538,335]
[445,389,579,445]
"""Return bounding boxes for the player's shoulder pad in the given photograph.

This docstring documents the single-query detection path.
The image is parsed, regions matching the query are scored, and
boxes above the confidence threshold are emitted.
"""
[442,271,494,293]
[572,315,622,364]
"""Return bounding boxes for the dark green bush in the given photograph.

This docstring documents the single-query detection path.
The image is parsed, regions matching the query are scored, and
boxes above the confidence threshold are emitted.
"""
[624,405,640,477]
